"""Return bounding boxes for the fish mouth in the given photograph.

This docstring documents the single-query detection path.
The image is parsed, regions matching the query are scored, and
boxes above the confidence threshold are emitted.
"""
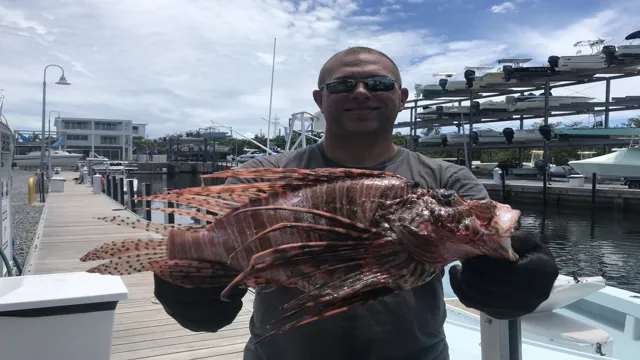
[493,204,520,238]
[492,204,521,262]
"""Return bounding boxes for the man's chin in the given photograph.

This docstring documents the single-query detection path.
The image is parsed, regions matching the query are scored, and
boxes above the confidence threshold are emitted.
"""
[341,120,382,134]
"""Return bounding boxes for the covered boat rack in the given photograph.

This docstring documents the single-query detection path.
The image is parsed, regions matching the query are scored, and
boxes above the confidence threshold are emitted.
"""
[399,56,640,360]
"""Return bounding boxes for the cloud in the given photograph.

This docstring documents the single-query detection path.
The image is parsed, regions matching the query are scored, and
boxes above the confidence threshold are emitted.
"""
[491,2,516,13]
[1,0,638,140]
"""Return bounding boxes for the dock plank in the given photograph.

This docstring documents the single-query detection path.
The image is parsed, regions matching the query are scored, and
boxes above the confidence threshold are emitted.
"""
[27,173,251,359]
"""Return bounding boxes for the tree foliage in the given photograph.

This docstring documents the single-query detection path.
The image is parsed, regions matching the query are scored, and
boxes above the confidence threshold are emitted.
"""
[620,116,639,128]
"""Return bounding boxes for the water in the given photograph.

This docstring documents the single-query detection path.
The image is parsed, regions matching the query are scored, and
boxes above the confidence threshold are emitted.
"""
[133,173,640,294]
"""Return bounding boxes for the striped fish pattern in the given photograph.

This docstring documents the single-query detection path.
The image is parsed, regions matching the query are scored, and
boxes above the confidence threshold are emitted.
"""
[79,167,521,342]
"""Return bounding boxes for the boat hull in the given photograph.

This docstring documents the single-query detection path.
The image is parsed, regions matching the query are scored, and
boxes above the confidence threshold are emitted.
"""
[568,148,640,178]
[14,154,83,168]
[514,129,544,142]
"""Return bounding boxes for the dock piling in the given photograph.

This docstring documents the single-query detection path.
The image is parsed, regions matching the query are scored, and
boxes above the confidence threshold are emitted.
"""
[39,171,45,203]
[592,173,597,204]
[110,176,117,201]
[166,203,175,224]
[118,177,125,205]
[105,174,111,197]
[126,179,135,210]
[142,183,152,221]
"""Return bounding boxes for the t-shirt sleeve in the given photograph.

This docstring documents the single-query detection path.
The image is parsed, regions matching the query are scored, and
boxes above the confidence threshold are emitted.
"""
[443,166,490,201]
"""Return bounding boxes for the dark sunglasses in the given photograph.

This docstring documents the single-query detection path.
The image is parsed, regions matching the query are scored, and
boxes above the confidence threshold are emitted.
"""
[319,76,398,94]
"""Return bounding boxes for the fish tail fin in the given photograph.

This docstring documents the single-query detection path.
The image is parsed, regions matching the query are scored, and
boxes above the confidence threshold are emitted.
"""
[94,215,175,236]
[79,237,168,262]
[85,252,167,275]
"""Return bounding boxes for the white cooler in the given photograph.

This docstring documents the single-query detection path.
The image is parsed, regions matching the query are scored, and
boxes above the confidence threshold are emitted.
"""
[0,272,128,360]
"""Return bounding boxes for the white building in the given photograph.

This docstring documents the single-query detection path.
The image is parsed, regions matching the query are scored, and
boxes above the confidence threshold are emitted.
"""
[54,117,147,161]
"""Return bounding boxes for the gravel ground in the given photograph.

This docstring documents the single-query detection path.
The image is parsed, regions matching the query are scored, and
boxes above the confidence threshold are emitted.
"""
[11,169,45,270]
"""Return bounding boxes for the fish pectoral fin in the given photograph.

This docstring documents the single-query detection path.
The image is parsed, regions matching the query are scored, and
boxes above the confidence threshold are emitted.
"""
[201,167,403,183]
[221,238,394,300]
[254,271,400,344]
[148,259,241,288]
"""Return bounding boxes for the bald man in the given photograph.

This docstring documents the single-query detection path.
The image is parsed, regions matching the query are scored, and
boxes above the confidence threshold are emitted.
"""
[153,47,559,360]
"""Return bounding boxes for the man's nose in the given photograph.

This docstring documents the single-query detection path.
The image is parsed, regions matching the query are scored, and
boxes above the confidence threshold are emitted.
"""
[350,82,372,99]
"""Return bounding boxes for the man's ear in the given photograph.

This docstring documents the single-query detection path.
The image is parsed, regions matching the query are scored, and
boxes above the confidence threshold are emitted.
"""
[398,87,409,112]
[313,89,323,109]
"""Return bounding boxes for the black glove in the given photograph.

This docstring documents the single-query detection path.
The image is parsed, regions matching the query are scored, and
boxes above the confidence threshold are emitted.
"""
[448,231,559,319]
[153,274,247,332]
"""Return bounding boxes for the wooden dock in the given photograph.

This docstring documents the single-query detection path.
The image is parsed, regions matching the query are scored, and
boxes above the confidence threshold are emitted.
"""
[24,172,252,359]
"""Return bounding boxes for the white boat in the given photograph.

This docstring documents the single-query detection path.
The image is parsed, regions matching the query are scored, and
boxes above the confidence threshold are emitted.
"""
[441,262,640,359]
[420,67,504,93]
[513,93,594,110]
[550,37,615,71]
[418,134,446,145]
[90,160,138,174]
[568,147,640,178]
[14,150,83,168]
[617,30,640,58]
[479,98,517,111]
[513,129,545,142]
[420,72,466,93]
[446,129,505,145]
[420,60,561,95]
[418,105,473,115]
[549,36,639,73]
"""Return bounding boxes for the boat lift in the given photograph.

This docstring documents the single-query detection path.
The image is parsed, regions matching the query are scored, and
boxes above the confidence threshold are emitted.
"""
[283,111,324,152]
[399,31,640,360]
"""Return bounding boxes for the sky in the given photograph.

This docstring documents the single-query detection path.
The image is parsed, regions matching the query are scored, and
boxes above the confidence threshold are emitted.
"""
[1,0,639,139]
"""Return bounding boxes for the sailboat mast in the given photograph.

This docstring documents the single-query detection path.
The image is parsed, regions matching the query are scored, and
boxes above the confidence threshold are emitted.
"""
[266,37,276,154]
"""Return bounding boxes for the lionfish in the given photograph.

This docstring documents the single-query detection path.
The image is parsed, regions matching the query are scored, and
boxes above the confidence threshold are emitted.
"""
[80,167,521,342]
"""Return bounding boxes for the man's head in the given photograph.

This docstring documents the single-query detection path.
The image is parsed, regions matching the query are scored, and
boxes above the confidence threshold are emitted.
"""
[313,47,409,136]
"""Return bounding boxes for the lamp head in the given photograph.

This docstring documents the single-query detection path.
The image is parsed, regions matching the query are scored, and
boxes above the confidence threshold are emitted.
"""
[55,75,70,85]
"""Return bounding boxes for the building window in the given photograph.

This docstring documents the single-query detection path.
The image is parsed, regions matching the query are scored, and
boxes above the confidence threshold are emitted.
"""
[66,135,89,141]
[95,122,121,131]
[63,121,91,130]
[100,136,118,145]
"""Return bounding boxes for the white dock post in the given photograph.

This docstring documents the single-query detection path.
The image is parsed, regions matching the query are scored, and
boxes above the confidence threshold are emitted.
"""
[480,314,522,360]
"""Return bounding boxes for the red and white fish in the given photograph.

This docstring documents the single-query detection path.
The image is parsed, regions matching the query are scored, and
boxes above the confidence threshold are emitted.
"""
[79,167,521,341]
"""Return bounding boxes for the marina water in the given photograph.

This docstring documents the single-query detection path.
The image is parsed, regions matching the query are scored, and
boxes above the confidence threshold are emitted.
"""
[134,173,640,294]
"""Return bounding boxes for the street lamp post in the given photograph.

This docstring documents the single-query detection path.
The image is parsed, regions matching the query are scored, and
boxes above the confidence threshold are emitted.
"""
[40,64,70,174]
[48,110,61,176]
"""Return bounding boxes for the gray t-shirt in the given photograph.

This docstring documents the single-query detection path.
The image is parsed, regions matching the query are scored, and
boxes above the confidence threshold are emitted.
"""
[227,143,489,360]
